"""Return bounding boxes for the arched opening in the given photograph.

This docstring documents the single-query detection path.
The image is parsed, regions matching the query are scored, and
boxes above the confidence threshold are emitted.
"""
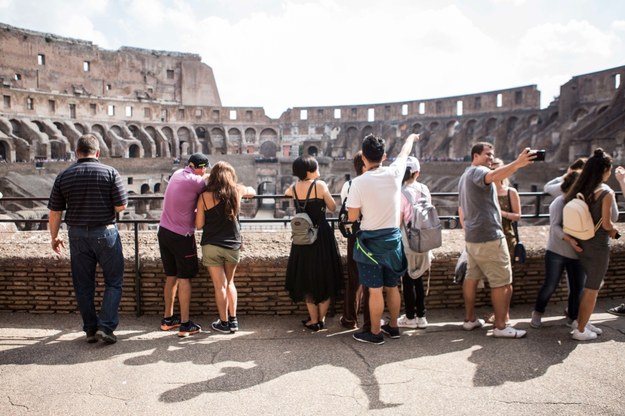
[50,141,64,160]
[110,125,123,137]
[128,125,140,138]
[259,141,278,158]
[0,141,8,161]
[140,184,150,194]
[573,108,588,122]
[228,128,242,154]
[307,146,318,156]
[74,123,86,134]
[506,116,518,134]
[485,118,497,135]
[129,144,140,158]
[411,123,423,134]
[154,183,161,193]
[245,128,256,143]
[195,127,207,139]
[210,127,226,154]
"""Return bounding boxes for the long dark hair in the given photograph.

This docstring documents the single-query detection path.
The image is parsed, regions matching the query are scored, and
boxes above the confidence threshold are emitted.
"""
[205,161,239,221]
[565,148,612,204]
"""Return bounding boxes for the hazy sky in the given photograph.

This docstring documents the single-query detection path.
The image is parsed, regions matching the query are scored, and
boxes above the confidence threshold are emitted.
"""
[2,0,624,118]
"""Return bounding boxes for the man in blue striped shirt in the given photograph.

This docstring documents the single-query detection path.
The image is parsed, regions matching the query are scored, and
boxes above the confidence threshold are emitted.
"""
[48,134,128,344]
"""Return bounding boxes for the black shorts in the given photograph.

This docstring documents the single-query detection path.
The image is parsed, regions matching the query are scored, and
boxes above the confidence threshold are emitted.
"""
[157,227,199,279]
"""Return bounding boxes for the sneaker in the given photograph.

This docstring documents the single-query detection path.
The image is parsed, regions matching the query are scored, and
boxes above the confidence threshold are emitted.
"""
[417,317,428,329]
[530,311,542,328]
[85,329,98,344]
[178,321,201,338]
[228,316,239,332]
[380,324,400,339]
[462,318,485,331]
[493,326,527,338]
[572,327,597,341]
[569,320,602,335]
[397,314,418,328]
[607,303,625,316]
[585,322,603,335]
[160,314,181,331]
[211,319,232,334]
[96,328,117,344]
[353,331,385,345]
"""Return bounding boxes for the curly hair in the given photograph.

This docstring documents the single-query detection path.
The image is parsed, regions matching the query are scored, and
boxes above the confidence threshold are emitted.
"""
[205,161,239,221]
[565,148,612,204]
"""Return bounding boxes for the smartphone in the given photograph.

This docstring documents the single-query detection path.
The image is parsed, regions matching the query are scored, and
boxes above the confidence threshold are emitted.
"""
[532,150,546,161]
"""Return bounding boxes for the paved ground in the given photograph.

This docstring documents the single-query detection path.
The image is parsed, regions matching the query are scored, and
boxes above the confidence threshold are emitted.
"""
[1,299,624,416]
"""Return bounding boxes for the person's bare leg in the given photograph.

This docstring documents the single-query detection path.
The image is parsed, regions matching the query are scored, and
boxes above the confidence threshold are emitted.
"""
[463,279,479,322]
[368,287,384,334]
[208,266,228,322]
[318,298,330,324]
[386,286,401,327]
[491,285,511,330]
[224,263,238,318]
[163,276,178,317]
[305,302,319,324]
[577,288,599,331]
[177,279,192,323]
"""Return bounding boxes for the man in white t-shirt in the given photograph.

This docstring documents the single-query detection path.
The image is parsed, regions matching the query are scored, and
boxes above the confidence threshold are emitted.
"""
[347,132,419,345]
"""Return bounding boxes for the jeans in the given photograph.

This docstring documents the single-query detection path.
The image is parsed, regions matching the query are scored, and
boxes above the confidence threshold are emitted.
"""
[402,272,426,319]
[534,250,585,320]
[68,225,124,333]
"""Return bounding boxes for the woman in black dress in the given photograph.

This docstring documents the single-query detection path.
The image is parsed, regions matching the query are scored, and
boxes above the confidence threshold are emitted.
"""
[285,156,343,331]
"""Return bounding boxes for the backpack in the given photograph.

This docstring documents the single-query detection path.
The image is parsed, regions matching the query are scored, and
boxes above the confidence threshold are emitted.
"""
[563,191,605,240]
[338,180,360,238]
[290,180,319,245]
[402,187,442,253]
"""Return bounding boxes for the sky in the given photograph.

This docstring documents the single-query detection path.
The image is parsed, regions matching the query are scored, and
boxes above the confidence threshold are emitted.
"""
[1,0,624,118]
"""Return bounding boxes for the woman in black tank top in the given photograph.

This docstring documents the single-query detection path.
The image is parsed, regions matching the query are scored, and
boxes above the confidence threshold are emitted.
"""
[195,161,256,334]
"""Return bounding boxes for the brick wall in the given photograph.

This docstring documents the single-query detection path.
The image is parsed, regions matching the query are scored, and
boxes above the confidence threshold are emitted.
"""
[1,238,624,316]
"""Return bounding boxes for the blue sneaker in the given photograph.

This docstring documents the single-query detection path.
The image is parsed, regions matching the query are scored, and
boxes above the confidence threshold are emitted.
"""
[228,316,239,332]
[178,321,201,338]
[353,331,385,345]
[211,319,232,334]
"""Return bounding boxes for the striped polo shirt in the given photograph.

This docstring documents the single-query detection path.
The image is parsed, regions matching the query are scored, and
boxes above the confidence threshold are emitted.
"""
[48,158,128,227]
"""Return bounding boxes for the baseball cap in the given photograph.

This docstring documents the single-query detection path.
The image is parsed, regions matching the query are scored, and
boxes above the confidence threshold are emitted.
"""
[406,156,421,174]
[188,153,209,168]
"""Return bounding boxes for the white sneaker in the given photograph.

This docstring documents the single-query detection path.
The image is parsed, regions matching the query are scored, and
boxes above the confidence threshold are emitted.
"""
[493,326,527,338]
[571,328,597,341]
[417,317,428,329]
[462,318,485,331]
[397,314,418,328]
[569,320,602,335]
[585,322,603,335]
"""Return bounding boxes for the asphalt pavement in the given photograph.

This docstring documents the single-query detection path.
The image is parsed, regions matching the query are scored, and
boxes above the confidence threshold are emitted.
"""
[1,298,624,416]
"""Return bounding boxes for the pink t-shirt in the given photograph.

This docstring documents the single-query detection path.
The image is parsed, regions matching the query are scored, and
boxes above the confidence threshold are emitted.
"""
[159,166,206,236]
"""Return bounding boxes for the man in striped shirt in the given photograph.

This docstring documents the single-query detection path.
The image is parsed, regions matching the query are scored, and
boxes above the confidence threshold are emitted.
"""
[48,134,128,344]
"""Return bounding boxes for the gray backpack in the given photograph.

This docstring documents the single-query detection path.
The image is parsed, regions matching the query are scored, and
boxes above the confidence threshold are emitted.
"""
[402,187,442,253]
[290,180,319,245]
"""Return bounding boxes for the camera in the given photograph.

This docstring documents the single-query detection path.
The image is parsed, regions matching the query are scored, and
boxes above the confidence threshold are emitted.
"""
[532,149,546,161]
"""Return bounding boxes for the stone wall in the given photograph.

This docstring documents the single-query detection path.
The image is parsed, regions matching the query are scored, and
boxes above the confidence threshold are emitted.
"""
[1,228,624,317]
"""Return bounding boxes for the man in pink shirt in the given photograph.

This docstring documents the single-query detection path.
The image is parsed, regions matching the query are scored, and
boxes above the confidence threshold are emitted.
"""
[158,153,209,337]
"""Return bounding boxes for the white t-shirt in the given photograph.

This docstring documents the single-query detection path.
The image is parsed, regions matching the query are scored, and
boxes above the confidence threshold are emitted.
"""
[346,157,407,231]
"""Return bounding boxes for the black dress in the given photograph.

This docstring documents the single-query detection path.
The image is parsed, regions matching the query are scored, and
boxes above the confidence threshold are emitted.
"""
[285,193,343,304]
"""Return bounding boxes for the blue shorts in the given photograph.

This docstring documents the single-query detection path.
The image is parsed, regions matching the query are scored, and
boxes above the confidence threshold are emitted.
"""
[357,262,402,289]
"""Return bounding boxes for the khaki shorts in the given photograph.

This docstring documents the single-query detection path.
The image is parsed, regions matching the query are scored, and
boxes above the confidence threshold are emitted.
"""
[201,244,240,267]
[465,237,512,288]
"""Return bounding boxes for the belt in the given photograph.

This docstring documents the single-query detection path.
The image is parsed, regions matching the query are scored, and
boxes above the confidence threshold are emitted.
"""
[69,224,115,230]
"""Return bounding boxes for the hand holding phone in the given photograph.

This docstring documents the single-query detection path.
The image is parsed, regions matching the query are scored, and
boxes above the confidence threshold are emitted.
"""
[531,150,546,161]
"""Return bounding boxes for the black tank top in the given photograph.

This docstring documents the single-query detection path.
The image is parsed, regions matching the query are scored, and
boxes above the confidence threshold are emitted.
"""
[199,198,241,250]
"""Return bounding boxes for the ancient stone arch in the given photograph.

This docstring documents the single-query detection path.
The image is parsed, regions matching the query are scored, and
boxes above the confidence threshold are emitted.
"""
[411,123,423,133]
[0,140,11,161]
[485,117,498,135]
[306,145,318,156]
[346,126,360,157]
[259,128,278,143]
[572,108,589,122]
[506,116,518,134]
[245,128,256,143]
[162,126,176,158]
[92,124,109,149]
[129,144,140,158]
[210,127,226,154]
[228,128,242,154]
[259,140,278,158]
[74,123,87,135]
[362,126,373,138]
[177,126,192,157]
[465,119,477,139]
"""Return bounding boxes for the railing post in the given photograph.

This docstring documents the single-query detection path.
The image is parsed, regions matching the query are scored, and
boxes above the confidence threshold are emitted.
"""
[134,221,143,317]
